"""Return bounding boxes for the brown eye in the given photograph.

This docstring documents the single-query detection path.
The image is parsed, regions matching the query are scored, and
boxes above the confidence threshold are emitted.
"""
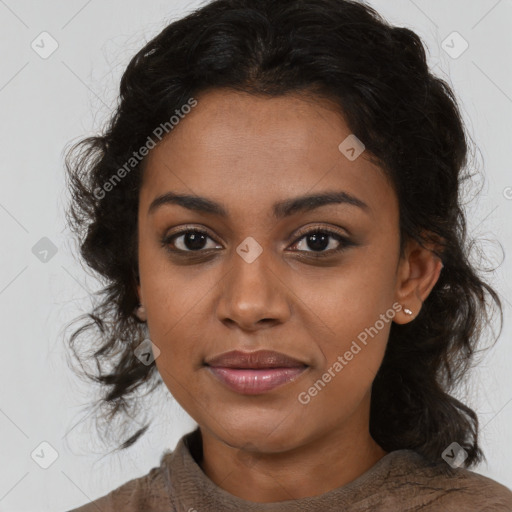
[163,229,222,252]
[290,229,353,256]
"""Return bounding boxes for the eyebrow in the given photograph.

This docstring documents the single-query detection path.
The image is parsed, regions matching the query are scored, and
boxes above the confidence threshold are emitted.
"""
[147,190,370,218]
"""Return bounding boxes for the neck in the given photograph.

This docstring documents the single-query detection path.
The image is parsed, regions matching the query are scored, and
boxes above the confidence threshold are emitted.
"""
[198,420,388,503]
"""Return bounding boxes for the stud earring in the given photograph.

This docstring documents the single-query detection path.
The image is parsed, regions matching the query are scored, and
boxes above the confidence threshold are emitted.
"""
[135,304,147,322]
[403,307,413,316]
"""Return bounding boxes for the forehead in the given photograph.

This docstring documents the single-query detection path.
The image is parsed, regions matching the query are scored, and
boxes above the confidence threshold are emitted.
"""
[140,89,396,221]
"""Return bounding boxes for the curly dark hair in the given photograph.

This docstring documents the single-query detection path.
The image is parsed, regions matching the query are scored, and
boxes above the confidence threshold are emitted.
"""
[64,0,503,466]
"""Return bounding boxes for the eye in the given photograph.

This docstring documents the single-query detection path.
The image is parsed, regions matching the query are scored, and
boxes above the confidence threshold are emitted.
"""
[162,228,222,253]
[289,228,352,256]
[161,226,353,257]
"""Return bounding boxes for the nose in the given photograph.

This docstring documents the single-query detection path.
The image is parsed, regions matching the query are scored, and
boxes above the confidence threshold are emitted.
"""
[215,248,291,332]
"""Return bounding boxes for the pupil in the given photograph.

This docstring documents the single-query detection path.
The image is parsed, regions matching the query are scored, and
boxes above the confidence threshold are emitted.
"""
[182,232,331,252]
[308,233,329,251]
[185,232,207,250]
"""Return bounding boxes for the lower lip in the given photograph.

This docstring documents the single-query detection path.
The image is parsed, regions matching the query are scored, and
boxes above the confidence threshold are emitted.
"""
[207,366,307,395]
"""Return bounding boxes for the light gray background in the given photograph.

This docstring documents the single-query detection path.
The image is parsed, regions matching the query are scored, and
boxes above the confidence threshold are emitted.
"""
[0,1,511,510]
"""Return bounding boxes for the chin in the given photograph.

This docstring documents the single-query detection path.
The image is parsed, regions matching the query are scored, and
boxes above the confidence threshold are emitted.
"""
[209,410,308,454]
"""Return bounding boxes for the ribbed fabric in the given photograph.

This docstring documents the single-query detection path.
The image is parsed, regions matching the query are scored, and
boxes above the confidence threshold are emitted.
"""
[67,428,512,512]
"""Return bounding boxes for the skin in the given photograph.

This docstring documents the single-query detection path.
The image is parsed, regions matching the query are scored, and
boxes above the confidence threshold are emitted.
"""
[136,89,443,502]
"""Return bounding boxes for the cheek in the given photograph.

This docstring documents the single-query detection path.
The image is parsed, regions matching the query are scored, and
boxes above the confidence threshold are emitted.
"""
[140,249,207,333]
[320,239,399,325]
[313,314,391,393]
[143,270,216,376]
[303,246,397,392]
[297,318,391,422]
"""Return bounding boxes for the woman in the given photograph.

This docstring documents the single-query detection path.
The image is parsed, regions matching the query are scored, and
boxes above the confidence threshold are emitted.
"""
[64,0,512,510]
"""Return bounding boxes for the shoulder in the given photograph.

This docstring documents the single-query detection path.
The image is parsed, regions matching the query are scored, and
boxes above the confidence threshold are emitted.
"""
[65,451,174,512]
[379,449,512,512]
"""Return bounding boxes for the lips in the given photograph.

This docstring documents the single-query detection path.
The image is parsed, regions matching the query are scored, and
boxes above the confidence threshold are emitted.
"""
[205,350,307,369]
[204,350,308,395]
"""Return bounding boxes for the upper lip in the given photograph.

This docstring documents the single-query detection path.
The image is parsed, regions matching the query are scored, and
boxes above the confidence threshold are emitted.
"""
[205,350,307,369]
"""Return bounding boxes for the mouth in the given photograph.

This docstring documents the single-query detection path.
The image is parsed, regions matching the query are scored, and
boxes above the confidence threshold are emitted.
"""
[204,350,309,395]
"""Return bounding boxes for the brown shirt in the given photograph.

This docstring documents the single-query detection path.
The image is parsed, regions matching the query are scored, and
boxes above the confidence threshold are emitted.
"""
[66,428,512,511]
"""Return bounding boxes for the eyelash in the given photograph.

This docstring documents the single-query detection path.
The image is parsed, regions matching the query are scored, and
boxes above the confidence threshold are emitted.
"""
[160,226,353,258]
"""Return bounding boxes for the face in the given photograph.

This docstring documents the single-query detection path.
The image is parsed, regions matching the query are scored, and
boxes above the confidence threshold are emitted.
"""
[137,89,408,453]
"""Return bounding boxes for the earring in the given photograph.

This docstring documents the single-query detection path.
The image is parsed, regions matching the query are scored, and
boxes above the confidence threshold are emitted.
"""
[403,307,413,316]
[135,304,147,322]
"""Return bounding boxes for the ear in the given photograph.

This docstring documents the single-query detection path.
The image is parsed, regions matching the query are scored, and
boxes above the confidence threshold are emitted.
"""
[133,266,143,305]
[393,236,444,324]
[133,279,147,322]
